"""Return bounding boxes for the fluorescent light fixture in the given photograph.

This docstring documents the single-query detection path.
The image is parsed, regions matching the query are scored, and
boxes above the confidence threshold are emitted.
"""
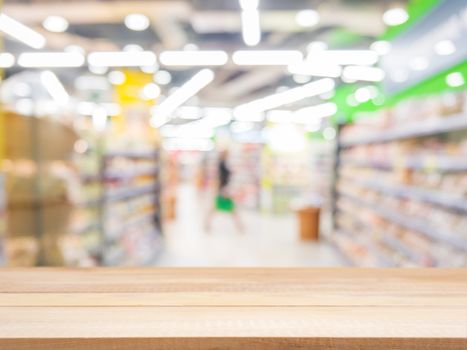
[0,13,46,49]
[203,107,233,125]
[342,66,385,82]
[40,70,69,107]
[141,63,160,73]
[89,65,108,75]
[295,10,320,27]
[154,70,172,85]
[307,41,327,53]
[409,56,429,71]
[267,110,293,123]
[288,61,342,78]
[323,127,336,140]
[293,74,312,84]
[88,51,156,67]
[152,69,215,126]
[160,50,228,66]
[354,86,378,103]
[140,83,161,100]
[383,8,409,26]
[293,102,337,123]
[241,9,261,46]
[18,52,85,68]
[236,78,335,113]
[233,110,265,122]
[370,40,391,56]
[107,70,126,85]
[176,106,202,120]
[434,40,456,56]
[0,52,15,68]
[308,50,379,66]
[233,50,303,66]
[123,44,144,52]
[124,13,150,31]
[446,72,464,88]
[92,106,108,131]
[239,0,259,10]
[42,15,68,33]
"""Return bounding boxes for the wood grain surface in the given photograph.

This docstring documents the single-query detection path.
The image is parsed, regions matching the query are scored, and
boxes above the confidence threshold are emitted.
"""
[1,268,466,349]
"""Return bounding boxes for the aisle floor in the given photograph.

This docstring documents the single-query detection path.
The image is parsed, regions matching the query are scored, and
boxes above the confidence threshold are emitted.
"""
[156,184,345,267]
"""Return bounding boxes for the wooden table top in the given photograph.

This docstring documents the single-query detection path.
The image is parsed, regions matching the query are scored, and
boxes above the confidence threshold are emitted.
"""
[0,268,466,349]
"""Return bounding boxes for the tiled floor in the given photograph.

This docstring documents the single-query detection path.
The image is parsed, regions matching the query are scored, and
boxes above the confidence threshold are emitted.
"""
[156,184,345,267]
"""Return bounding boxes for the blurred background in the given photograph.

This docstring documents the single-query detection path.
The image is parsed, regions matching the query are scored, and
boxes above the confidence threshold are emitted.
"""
[0,0,465,267]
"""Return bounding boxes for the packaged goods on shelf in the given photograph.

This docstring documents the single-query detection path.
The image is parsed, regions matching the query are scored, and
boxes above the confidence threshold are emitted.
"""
[333,92,467,267]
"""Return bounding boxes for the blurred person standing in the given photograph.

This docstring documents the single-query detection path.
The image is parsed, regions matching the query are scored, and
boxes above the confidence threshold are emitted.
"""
[205,149,244,232]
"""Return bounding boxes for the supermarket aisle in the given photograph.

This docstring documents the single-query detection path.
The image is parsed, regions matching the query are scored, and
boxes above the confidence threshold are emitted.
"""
[156,184,345,267]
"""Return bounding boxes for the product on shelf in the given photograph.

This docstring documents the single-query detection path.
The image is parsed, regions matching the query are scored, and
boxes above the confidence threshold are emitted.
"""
[333,92,467,267]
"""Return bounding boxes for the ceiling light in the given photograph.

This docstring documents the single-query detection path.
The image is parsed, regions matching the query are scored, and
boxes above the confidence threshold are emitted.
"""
[154,70,172,85]
[176,106,202,120]
[107,71,126,85]
[92,106,108,131]
[383,8,409,26]
[40,70,69,107]
[409,56,429,71]
[124,13,150,31]
[295,10,320,27]
[288,61,342,78]
[141,63,160,74]
[293,102,337,123]
[0,13,46,49]
[308,50,379,66]
[152,69,215,125]
[160,50,228,66]
[293,74,312,84]
[267,110,293,123]
[123,44,144,52]
[18,52,85,68]
[42,15,69,33]
[202,107,233,126]
[0,52,15,68]
[323,127,336,140]
[241,9,261,46]
[446,72,464,88]
[342,66,385,82]
[239,0,259,10]
[307,41,327,53]
[141,83,161,100]
[77,102,121,116]
[231,121,255,133]
[233,50,303,65]
[354,86,377,103]
[88,51,156,67]
[434,40,456,56]
[64,45,85,55]
[370,40,391,56]
[236,78,335,113]
[89,65,109,75]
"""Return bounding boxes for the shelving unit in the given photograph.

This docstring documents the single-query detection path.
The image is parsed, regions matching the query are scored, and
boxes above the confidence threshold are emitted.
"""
[332,103,467,267]
[100,150,162,266]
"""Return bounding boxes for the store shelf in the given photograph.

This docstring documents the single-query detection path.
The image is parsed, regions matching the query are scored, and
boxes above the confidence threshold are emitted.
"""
[340,192,467,252]
[347,178,467,213]
[340,156,467,172]
[105,210,157,241]
[104,167,158,180]
[341,113,467,147]
[104,151,157,159]
[105,185,156,202]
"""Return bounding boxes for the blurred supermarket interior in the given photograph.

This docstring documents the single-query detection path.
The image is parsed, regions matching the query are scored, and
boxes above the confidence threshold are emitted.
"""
[0,0,466,267]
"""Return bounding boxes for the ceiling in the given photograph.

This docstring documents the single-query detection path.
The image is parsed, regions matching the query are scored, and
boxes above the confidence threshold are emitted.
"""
[2,0,402,109]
